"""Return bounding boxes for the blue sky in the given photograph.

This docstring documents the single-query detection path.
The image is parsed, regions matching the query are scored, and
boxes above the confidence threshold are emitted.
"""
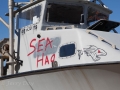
[0,0,120,40]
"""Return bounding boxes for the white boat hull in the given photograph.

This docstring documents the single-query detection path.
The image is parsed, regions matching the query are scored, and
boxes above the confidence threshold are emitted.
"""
[0,64,120,90]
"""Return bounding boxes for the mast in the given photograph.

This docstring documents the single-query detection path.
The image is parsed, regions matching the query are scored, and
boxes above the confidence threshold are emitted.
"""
[7,0,35,75]
[8,0,14,74]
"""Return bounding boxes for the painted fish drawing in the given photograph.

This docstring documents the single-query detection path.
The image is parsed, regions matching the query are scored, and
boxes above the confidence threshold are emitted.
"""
[84,45,107,61]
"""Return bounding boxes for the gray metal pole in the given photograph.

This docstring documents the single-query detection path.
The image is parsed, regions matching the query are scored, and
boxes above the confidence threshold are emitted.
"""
[8,0,14,74]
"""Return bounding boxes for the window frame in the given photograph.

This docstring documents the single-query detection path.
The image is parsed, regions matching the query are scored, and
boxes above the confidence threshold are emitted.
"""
[59,42,77,59]
[44,1,84,25]
[15,3,42,29]
[87,6,109,25]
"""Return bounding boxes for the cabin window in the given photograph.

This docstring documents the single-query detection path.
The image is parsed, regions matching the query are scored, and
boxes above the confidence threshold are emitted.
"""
[46,3,83,24]
[17,5,41,28]
[59,43,75,57]
[87,7,108,25]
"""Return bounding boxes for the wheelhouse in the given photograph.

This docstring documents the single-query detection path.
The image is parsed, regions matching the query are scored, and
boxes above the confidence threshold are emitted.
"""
[14,0,112,31]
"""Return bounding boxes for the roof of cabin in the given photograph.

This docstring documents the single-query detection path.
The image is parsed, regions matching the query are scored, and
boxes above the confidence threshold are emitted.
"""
[5,0,112,17]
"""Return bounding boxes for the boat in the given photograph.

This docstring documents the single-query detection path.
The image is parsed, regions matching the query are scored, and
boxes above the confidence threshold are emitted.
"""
[0,0,120,90]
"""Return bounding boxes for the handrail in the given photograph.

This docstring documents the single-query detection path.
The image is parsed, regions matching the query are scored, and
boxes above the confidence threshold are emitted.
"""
[0,55,17,76]
[86,30,116,49]
[0,56,9,76]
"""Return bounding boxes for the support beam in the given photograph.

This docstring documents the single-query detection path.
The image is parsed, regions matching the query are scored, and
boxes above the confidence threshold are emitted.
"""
[0,17,9,29]
[113,29,118,33]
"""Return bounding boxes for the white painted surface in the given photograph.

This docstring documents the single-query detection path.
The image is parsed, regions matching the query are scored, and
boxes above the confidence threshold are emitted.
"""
[14,28,120,73]
[1,1,119,90]
[0,64,120,90]
[88,30,120,49]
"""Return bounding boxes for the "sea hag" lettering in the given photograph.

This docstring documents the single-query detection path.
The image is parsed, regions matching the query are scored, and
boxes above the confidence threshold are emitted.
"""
[27,37,55,67]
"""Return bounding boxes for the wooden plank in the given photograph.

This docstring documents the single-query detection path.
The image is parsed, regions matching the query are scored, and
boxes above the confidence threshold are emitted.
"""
[0,56,9,59]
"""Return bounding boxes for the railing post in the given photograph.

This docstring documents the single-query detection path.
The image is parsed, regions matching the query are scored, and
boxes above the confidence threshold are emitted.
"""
[1,57,3,76]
